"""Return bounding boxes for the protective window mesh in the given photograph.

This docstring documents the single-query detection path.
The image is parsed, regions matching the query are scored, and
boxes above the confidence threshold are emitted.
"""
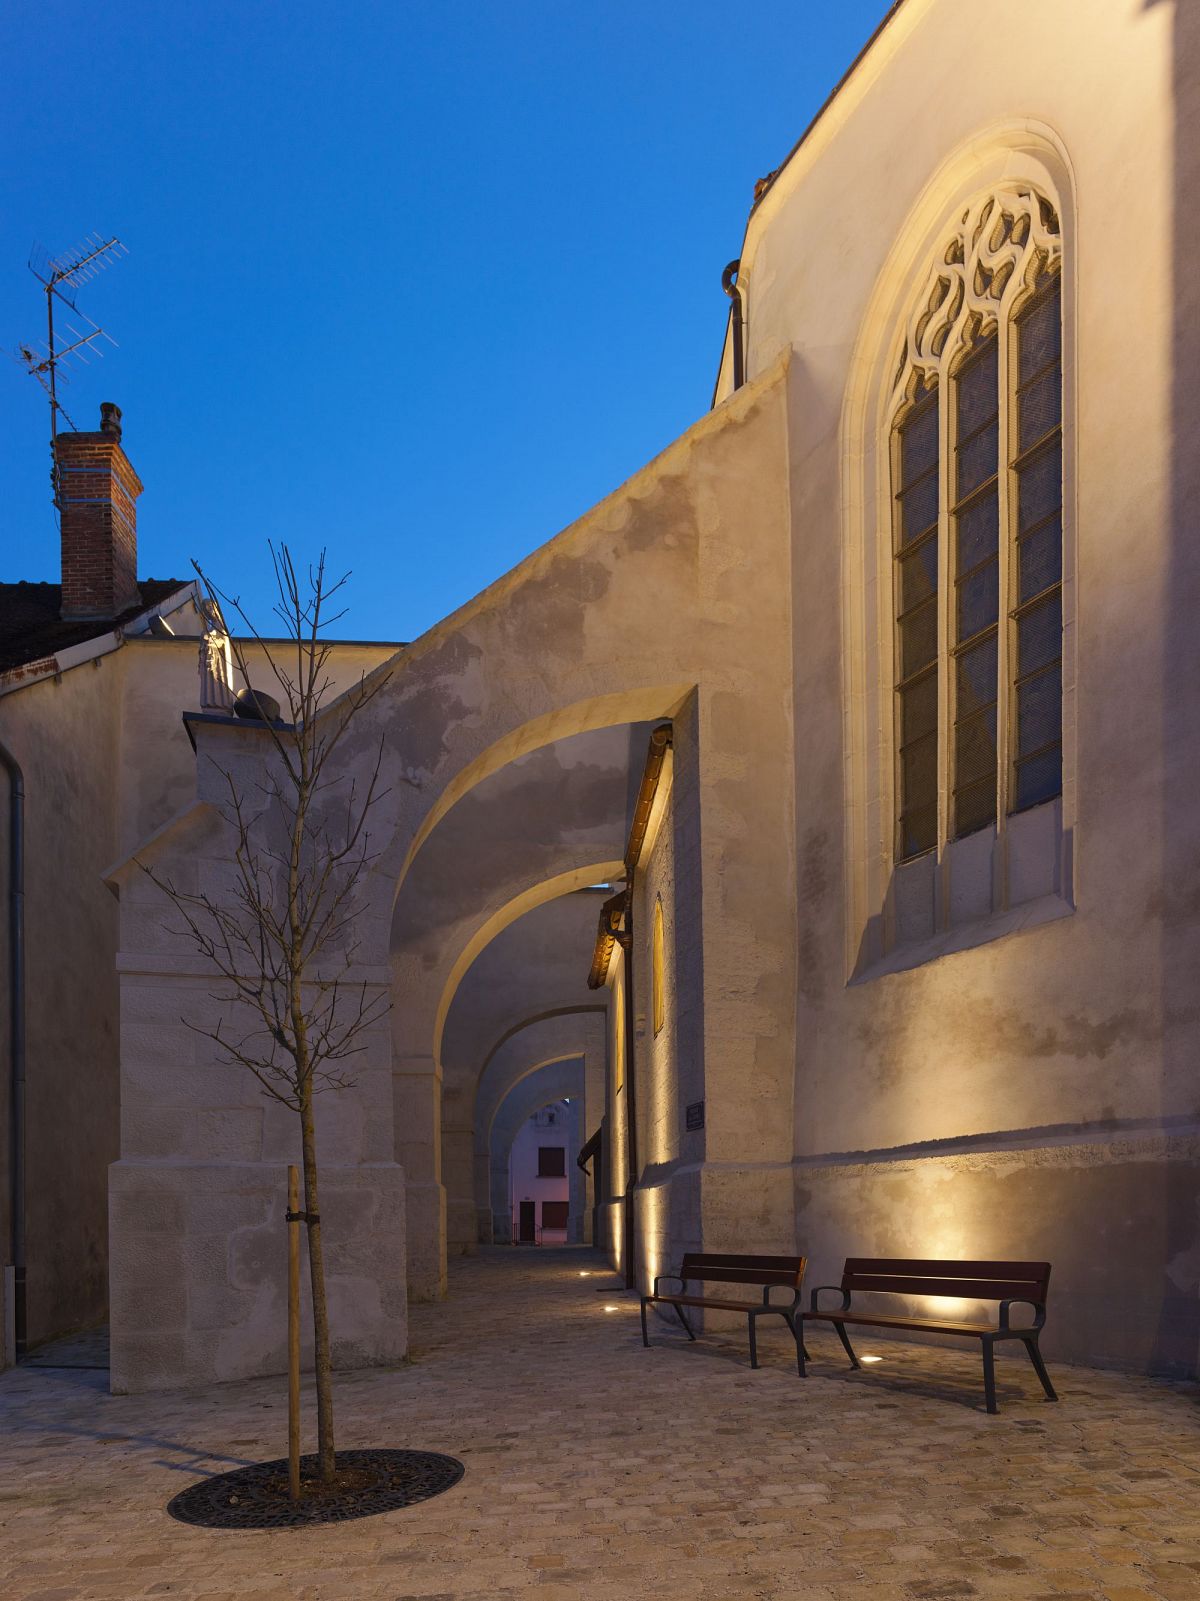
[958,559,999,640]
[1016,664,1062,756]
[901,397,938,481]
[900,598,938,679]
[1017,447,1061,533]
[894,381,941,860]
[898,540,938,613]
[899,472,939,546]
[1018,516,1061,606]
[955,485,999,573]
[901,670,937,745]
[956,422,999,499]
[1017,592,1062,679]
[1011,272,1063,814]
[951,333,1000,838]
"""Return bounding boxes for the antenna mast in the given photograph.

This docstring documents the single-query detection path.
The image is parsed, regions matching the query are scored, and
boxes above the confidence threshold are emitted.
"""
[18,233,128,506]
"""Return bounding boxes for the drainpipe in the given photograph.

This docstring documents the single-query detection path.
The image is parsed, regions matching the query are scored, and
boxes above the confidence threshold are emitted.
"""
[0,739,25,1364]
[616,887,639,1290]
[722,259,745,391]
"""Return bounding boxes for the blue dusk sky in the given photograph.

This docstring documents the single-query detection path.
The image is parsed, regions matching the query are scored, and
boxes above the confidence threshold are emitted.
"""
[1,1,887,643]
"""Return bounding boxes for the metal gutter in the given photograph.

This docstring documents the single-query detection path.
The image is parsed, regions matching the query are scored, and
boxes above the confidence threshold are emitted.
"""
[0,738,25,1363]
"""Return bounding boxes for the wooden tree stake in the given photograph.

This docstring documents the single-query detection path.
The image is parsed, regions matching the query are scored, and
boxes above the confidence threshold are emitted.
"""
[287,1163,301,1501]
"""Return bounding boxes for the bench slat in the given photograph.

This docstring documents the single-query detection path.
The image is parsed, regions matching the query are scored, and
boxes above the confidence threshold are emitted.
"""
[648,1294,783,1313]
[844,1257,1050,1289]
[673,1253,804,1289]
[806,1309,1041,1336]
[679,1269,801,1288]
[841,1273,1047,1301]
[682,1253,805,1271]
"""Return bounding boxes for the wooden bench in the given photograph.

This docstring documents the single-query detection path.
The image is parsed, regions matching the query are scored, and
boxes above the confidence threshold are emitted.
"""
[801,1257,1057,1414]
[640,1252,808,1373]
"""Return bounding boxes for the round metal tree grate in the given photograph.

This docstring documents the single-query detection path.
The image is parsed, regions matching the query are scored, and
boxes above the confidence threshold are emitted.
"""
[166,1448,465,1529]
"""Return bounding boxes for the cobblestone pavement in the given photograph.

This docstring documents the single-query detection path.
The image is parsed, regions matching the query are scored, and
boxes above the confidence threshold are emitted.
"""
[3,1247,1200,1601]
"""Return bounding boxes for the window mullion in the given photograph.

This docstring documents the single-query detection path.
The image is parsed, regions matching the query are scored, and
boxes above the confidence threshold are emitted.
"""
[996,306,1015,870]
[936,368,952,888]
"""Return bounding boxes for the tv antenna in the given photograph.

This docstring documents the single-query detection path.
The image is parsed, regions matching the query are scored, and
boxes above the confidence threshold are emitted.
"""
[17,233,127,502]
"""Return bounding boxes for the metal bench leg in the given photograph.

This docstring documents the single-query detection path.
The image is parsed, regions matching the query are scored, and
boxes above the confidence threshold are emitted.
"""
[673,1304,696,1341]
[1023,1336,1058,1401]
[640,1299,649,1348]
[748,1315,758,1369]
[982,1337,998,1414]
[785,1313,805,1377]
[833,1319,862,1371]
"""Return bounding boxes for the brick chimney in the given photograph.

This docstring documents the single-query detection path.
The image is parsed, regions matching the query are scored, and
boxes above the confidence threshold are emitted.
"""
[55,402,143,621]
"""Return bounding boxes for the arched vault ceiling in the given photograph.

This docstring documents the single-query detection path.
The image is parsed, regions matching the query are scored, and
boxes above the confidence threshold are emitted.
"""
[441,894,605,1093]
[390,723,649,961]
[489,1058,586,1175]
[389,724,647,1072]
[473,1011,606,1150]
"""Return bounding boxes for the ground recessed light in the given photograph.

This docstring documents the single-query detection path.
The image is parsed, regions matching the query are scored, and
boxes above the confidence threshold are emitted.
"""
[860,1355,883,1364]
[603,1304,620,1312]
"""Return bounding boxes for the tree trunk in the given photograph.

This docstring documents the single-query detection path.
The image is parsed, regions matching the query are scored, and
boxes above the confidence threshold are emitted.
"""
[300,1081,336,1482]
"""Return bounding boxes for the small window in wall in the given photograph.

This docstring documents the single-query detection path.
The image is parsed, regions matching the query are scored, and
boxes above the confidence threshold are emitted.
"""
[652,896,666,1036]
[537,1146,566,1177]
[541,1200,569,1229]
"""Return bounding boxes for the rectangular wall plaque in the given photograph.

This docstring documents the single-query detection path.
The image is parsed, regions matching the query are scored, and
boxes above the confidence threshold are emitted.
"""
[685,1100,705,1131]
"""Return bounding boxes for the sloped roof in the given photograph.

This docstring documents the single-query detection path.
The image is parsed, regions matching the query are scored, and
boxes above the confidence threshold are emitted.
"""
[0,578,190,673]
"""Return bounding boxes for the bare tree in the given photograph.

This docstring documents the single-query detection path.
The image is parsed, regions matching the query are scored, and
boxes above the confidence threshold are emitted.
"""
[139,546,391,1484]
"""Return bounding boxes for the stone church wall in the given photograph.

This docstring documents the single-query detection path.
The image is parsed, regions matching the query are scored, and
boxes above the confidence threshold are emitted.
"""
[714,0,1200,1372]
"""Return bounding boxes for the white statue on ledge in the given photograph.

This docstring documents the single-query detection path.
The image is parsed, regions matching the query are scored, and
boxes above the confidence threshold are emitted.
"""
[198,598,235,712]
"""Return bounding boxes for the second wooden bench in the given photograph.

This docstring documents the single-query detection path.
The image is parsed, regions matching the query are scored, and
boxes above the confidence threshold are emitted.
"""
[640,1251,808,1373]
[801,1256,1057,1413]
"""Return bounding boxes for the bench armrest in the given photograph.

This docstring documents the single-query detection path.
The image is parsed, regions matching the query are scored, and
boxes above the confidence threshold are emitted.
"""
[809,1285,851,1313]
[652,1273,687,1296]
[999,1297,1046,1331]
[760,1286,801,1310]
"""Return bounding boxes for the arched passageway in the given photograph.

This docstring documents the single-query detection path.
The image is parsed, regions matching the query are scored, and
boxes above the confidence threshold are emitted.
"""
[486,1059,586,1245]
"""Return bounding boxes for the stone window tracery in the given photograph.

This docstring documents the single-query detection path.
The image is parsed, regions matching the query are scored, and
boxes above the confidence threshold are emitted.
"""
[889,188,1063,861]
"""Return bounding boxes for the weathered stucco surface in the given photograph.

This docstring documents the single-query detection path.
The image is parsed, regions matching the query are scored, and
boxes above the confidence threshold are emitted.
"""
[0,613,398,1369]
[110,353,798,1387]
[710,0,1200,1370]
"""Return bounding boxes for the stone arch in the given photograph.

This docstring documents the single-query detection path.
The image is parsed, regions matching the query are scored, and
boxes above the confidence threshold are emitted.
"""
[487,1058,587,1245]
[387,721,639,1295]
[391,691,690,911]
[332,357,796,1298]
[470,1011,607,1244]
[110,318,802,1384]
[440,897,606,1255]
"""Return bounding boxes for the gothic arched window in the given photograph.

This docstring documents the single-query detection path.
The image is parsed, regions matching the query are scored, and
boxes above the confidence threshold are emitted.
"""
[891,189,1063,861]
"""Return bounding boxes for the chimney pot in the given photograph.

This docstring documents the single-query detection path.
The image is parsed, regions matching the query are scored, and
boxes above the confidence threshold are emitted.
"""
[99,401,123,440]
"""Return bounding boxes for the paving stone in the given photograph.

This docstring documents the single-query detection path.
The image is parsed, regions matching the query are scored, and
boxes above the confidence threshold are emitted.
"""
[1,1247,1199,1599]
